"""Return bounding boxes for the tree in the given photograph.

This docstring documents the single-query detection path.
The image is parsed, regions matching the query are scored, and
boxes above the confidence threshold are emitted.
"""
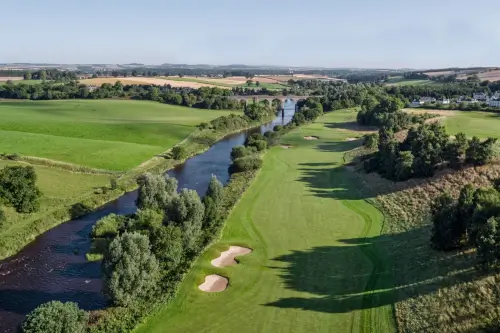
[394,151,414,181]
[22,301,88,333]
[466,137,497,166]
[39,70,47,81]
[476,216,500,267]
[166,189,205,251]
[246,79,253,87]
[445,132,468,168]
[24,72,32,80]
[172,146,187,160]
[256,81,260,87]
[136,173,177,211]
[363,133,379,149]
[102,232,160,307]
[430,193,464,250]
[0,166,41,213]
[149,225,183,272]
[202,176,224,234]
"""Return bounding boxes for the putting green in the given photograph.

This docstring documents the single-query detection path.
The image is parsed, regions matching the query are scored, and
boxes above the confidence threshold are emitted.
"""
[135,110,396,333]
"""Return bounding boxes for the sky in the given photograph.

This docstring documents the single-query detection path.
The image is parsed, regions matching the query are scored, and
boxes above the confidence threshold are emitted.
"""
[2,0,500,69]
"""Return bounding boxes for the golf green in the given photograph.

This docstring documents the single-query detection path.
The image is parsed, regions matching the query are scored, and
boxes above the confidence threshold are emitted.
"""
[135,110,395,333]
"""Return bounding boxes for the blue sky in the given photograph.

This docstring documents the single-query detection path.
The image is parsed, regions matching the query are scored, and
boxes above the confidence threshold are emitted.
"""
[2,0,499,68]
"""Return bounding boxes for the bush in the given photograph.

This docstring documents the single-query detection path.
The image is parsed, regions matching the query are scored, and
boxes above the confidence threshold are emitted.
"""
[171,146,187,160]
[273,125,283,132]
[230,146,251,161]
[231,155,263,173]
[0,166,41,213]
[363,133,379,149]
[0,209,5,228]
[91,214,125,238]
[248,140,267,152]
[22,301,88,333]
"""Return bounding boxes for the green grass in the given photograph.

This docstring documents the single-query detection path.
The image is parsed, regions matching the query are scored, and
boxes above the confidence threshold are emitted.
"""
[0,80,47,85]
[0,159,112,258]
[0,99,238,170]
[385,76,435,86]
[405,108,500,138]
[135,110,395,333]
[443,111,500,138]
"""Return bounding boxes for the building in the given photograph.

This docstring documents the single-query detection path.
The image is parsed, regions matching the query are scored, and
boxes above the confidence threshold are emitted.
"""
[410,100,423,107]
[420,97,436,104]
[440,98,450,104]
[473,92,488,100]
[489,99,500,107]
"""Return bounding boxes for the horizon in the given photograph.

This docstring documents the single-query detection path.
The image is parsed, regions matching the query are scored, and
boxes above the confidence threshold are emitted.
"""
[2,0,500,68]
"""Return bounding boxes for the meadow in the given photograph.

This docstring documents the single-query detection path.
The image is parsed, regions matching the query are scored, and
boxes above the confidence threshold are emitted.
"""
[0,99,237,170]
[405,108,500,138]
[385,76,435,86]
[135,110,396,333]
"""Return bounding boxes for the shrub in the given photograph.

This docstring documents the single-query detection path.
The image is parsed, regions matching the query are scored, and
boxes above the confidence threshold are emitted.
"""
[135,209,164,230]
[197,122,210,130]
[363,133,379,149]
[136,173,177,211]
[103,232,160,307]
[0,166,41,213]
[22,301,88,333]
[231,155,263,173]
[171,146,187,160]
[91,214,125,238]
[248,140,267,152]
[273,125,283,132]
[230,146,250,161]
[0,209,5,228]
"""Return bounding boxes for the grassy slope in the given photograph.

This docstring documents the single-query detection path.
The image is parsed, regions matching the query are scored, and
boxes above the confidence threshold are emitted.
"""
[0,159,110,255]
[385,76,435,86]
[135,110,395,333]
[406,108,500,138]
[444,111,500,138]
[0,100,237,170]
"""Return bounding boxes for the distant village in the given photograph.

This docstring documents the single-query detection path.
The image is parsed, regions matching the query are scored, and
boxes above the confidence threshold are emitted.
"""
[410,91,500,108]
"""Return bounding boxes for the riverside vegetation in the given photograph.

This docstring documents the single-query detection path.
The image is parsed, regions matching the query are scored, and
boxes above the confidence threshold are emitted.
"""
[20,100,303,333]
[0,98,278,260]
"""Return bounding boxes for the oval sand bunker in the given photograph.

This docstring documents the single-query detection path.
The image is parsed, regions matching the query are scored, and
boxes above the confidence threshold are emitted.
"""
[211,246,252,268]
[199,274,229,292]
[304,136,319,140]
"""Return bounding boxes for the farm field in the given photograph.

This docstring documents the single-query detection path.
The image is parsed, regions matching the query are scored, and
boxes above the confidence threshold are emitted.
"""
[79,77,223,89]
[135,110,395,333]
[0,79,44,85]
[385,76,435,86]
[0,99,237,170]
[405,108,500,138]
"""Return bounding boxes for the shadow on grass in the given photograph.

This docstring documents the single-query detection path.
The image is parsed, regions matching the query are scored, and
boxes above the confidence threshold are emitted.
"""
[264,227,484,314]
[316,140,361,153]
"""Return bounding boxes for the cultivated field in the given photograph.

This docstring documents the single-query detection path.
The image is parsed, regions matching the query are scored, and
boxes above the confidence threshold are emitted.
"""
[0,99,237,170]
[135,110,396,333]
[0,77,23,82]
[476,69,500,81]
[405,108,500,138]
[385,76,434,86]
[79,77,223,89]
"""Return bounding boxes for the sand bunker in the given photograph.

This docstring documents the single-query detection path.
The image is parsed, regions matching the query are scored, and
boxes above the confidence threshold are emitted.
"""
[198,274,229,292]
[211,246,252,268]
[304,136,319,140]
[280,145,294,149]
[345,138,358,141]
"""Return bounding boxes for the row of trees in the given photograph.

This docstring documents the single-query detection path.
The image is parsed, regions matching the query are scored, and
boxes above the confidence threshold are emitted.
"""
[363,123,497,181]
[0,81,245,110]
[431,181,500,268]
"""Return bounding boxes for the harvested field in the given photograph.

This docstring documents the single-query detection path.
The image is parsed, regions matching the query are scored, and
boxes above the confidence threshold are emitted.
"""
[211,246,252,268]
[198,275,229,292]
[423,71,456,77]
[477,69,500,81]
[404,108,457,117]
[80,77,222,88]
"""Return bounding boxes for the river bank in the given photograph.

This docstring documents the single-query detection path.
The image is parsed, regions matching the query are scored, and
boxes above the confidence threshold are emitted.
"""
[0,102,295,332]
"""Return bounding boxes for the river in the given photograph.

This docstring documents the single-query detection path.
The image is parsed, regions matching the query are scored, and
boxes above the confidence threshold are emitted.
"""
[0,101,295,332]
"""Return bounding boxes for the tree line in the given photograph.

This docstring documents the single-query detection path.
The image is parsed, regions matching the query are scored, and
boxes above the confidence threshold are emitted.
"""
[431,180,500,269]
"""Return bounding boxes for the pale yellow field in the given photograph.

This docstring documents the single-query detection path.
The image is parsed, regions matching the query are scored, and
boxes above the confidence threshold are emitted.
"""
[0,77,23,82]
[80,77,222,88]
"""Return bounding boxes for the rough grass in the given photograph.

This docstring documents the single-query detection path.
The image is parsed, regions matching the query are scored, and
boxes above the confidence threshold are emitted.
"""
[134,109,396,333]
[385,76,435,86]
[0,99,238,170]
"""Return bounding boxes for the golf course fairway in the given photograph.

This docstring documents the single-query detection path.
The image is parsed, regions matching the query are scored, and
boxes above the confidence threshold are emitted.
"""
[135,110,396,333]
